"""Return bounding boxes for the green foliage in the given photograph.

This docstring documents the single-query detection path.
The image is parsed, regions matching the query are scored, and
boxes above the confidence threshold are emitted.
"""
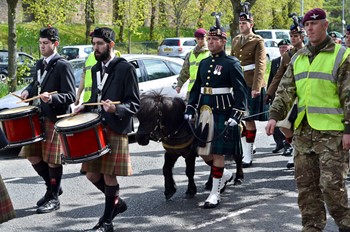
[0,82,8,98]
[22,0,83,26]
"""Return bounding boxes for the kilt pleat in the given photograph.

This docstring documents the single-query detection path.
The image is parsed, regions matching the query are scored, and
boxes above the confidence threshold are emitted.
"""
[246,87,269,121]
[19,119,62,165]
[0,175,15,223]
[81,127,132,176]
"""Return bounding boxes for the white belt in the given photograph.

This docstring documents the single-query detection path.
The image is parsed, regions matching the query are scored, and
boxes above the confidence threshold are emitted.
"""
[200,87,232,95]
[242,64,255,71]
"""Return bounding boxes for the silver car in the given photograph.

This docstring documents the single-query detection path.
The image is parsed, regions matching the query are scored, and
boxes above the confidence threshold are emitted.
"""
[157,38,196,59]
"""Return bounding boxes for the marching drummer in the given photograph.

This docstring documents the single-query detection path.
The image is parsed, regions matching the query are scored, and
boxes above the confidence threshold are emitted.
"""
[74,27,140,232]
[20,26,76,214]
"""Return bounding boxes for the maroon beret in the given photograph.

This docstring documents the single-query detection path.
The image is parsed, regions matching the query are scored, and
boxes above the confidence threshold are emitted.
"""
[302,8,326,25]
[194,28,206,38]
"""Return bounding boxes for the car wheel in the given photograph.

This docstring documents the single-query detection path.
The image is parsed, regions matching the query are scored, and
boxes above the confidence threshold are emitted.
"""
[0,73,7,83]
[266,54,270,62]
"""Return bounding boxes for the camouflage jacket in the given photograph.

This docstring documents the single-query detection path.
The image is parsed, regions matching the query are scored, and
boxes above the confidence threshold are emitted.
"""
[176,45,209,88]
[269,37,350,134]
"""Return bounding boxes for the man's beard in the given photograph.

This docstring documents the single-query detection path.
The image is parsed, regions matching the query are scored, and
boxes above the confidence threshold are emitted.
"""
[95,44,110,62]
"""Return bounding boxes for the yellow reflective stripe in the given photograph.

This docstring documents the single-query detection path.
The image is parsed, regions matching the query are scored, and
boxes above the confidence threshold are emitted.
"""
[295,72,335,82]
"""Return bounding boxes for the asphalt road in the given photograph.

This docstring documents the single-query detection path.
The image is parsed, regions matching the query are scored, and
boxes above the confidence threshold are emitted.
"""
[0,122,342,232]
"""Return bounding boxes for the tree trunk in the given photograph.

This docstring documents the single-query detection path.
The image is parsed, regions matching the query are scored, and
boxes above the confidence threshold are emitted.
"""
[85,0,94,44]
[149,0,156,41]
[229,0,257,39]
[158,0,167,28]
[7,0,18,93]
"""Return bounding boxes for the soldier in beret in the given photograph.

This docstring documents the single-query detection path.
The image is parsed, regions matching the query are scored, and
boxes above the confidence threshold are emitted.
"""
[185,13,248,209]
[266,8,350,231]
[345,25,350,48]
[266,38,292,155]
[75,27,140,231]
[231,3,268,168]
[20,26,76,214]
[176,28,210,100]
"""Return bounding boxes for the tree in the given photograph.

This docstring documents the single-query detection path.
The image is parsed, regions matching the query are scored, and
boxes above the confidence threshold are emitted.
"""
[22,0,82,26]
[6,0,18,92]
[85,0,95,44]
[149,0,157,41]
[170,0,191,37]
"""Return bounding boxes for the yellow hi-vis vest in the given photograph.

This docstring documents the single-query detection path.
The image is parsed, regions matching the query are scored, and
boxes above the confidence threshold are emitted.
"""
[292,44,350,130]
[83,50,122,102]
[188,50,210,92]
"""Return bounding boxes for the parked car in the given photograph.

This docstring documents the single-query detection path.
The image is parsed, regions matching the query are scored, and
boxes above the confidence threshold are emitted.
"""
[158,37,197,59]
[264,39,281,61]
[0,50,36,83]
[69,58,85,88]
[0,55,187,134]
[255,29,290,43]
[60,45,93,60]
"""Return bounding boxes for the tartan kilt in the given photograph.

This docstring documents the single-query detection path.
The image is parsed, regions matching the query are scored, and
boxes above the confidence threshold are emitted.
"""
[0,175,16,223]
[246,87,269,121]
[210,112,242,159]
[19,119,62,165]
[81,127,132,176]
[196,94,242,158]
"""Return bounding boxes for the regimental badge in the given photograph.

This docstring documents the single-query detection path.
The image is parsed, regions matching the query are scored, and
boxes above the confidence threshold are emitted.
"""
[213,65,223,75]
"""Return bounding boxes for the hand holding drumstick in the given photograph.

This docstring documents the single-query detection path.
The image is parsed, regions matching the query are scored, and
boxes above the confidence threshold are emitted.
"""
[20,90,57,103]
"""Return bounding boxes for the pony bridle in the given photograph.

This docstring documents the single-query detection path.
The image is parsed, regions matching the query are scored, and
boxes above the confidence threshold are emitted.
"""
[149,103,165,142]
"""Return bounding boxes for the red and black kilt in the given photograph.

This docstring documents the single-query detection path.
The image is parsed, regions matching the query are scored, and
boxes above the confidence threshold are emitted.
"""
[19,119,62,165]
[81,127,132,176]
[246,86,269,121]
[0,175,16,223]
[197,95,242,159]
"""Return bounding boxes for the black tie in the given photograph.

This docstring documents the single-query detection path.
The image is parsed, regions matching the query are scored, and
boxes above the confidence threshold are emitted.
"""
[102,65,107,77]
[43,60,48,70]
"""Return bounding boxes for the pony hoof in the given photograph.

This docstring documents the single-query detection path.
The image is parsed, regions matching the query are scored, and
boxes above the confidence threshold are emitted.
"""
[165,190,176,200]
[234,179,243,185]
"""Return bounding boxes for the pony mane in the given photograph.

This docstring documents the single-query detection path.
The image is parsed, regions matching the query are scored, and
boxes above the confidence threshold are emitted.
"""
[136,91,186,125]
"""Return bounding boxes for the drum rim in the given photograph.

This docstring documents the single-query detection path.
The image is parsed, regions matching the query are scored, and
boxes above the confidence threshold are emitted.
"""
[55,112,101,132]
[0,106,38,119]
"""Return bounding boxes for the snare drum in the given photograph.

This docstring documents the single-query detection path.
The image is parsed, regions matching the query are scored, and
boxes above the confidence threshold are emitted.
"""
[55,112,110,163]
[0,106,43,148]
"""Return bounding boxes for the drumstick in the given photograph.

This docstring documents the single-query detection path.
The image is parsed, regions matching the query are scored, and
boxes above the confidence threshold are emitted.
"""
[56,112,77,119]
[17,91,58,103]
[82,101,121,106]
[10,92,24,100]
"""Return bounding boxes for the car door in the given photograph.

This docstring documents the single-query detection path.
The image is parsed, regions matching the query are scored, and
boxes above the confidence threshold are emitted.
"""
[137,58,179,98]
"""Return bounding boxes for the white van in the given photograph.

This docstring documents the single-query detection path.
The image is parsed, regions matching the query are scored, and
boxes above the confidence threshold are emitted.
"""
[255,29,290,43]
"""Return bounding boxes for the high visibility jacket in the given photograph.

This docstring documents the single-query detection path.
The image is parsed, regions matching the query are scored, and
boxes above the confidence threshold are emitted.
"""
[293,44,350,130]
[188,50,210,92]
[83,50,121,102]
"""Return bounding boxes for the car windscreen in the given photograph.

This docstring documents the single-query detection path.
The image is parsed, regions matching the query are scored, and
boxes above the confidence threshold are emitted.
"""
[61,48,79,60]
[255,31,272,39]
[143,59,173,80]
[160,39,180,46]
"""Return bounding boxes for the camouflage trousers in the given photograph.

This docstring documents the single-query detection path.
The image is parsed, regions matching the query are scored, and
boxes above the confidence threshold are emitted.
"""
[294,120,350,232]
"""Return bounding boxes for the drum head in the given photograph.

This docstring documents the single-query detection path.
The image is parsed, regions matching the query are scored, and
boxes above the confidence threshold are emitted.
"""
[56,112,100,128]
[0,106,37,119]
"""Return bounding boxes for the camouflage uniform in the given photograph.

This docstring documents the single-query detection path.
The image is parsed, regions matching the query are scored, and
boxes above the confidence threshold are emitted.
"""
[269,37,350,231]
[176,45,210,94]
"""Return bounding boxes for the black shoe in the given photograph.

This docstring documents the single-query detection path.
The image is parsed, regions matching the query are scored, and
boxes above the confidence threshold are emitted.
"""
[242,161,252,168]
[36,198,60,214]
[272,143,284,153]
[111,198,127,219]
[85,222,114,232]
[282,145,293,156]
[203,201,220,209]
[36,188,63,207]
